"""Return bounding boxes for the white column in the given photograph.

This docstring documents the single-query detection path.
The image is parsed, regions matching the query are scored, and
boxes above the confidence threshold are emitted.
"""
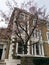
[1,44,7,60]
[39,44,41,55]
[32,45,33,55]
[41,44,44,56]
[27,41,30,54]
[34,44,36,56]
[8,43,14,59]
[16,43,18,54]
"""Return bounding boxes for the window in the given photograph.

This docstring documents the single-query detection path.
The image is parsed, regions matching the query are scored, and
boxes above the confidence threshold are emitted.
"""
[36,44,39,55]
[47,32,49,44]
[33,19,36,26]
[16,41,28,54]
[18,41,23,54]
[47,22,49,30]
[32,44,39,55]
[18,13,25,21]
[18,27,23,33]
[32,43,44,56]
[33,29,42,41]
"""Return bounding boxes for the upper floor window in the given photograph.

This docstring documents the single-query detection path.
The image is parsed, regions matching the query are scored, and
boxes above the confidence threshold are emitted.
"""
[46,32,49,44]
[18,41,23,54]
[33,29,42,41]
[32,43,44,56]
[33,19,37,26]
[18,13,25,21]
[47,22,49,30]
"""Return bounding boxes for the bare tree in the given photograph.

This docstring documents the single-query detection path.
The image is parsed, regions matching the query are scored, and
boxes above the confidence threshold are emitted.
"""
[0,0,49,54]
[12,8,45,54]
[11,1,49,54]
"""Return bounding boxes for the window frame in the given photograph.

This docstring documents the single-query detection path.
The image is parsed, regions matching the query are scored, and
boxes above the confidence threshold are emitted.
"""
[47,22,49,30]
[33,19,37,26]
[46,32,49,44]
[32,43,44,56]
[18,13,25,21]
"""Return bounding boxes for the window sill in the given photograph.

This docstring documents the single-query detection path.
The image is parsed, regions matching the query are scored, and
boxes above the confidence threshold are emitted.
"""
[15,54,45,57]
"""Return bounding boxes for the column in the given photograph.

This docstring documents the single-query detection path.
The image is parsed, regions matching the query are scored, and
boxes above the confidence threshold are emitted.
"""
[1,44,7,60]
[8,43,14,59]
[39,44,41,55]
[27,41,30,54]
[41,44,44,56]
[34,44,36,56]
[16,42,18,54]
[32,45,33,55]
[8,35,15,59]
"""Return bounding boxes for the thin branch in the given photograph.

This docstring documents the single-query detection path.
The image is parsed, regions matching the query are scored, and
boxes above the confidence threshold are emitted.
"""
[15,31,24,43]
[25,14,38,44]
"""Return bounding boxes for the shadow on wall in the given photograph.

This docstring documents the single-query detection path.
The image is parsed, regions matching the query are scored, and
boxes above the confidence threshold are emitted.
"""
[33,57,49,65]
[21,57,49,65]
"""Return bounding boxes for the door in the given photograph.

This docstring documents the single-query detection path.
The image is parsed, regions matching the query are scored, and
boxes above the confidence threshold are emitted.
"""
[0,49,3,59]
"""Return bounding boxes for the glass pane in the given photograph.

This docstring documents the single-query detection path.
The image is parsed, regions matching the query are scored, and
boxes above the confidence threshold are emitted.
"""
[18,42,23,54]
[36,44,39,55]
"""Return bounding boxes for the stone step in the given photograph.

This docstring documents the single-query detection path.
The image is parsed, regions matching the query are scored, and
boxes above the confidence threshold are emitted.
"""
[0,60,6,65]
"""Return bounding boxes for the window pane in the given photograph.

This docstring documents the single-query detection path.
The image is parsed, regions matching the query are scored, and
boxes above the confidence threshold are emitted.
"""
[33,19,36,26]
[33,44,35,55]
[36,44,39,55]
[47,22,49,30]
[18,13,25,21]
[18,42,23,54]
[47,32,49,44]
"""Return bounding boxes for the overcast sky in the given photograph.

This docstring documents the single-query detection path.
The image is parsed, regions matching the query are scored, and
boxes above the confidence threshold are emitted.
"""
[0,0,49,28]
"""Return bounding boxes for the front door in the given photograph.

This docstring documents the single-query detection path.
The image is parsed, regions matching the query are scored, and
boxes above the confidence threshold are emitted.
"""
[0,49,3,59]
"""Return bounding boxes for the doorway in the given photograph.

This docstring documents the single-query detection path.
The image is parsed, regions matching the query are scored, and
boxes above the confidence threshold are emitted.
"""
[0,49,3,59]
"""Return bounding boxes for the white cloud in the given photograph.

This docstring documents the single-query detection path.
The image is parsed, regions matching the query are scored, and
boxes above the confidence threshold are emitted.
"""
[0,0,49,28]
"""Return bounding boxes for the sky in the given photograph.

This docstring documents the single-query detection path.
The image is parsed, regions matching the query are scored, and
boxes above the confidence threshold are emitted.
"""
[0,0,49,28]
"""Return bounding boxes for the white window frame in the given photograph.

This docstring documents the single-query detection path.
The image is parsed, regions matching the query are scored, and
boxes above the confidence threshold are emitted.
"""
[16,42,24,54]
[33,19,36,26]
[46,32,49,44]
[33,29,42,41]
[47,22,49,30]
[32,43,44,56]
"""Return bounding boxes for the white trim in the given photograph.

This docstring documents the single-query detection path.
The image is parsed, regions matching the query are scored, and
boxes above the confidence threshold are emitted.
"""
[32,45,33,55]
[16,42,24,54]
[39,44,41,55]
[16,43,18,54]
[47,22,49,30]
[41,44,44,56]
[32,43,44,56]
[34,44,36,55]
[16,54,44,57]
[46,32,49,44]
[27,41,30,55]
[1,44,7,60]
[33,19,36,26]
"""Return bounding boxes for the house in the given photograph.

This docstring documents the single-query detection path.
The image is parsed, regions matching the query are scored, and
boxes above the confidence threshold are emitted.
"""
[0,7,49,65]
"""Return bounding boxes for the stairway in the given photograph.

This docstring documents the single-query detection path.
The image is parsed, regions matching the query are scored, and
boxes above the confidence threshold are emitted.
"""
[0,60,6,65]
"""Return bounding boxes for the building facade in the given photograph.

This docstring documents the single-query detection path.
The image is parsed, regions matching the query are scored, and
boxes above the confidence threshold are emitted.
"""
[0,7,49,65]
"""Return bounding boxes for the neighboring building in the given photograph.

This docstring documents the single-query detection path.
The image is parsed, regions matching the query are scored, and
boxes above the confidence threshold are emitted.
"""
[0,7,49,65]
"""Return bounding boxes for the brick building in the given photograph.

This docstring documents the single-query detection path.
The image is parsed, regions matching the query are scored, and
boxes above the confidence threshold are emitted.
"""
[0,7,49,65]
